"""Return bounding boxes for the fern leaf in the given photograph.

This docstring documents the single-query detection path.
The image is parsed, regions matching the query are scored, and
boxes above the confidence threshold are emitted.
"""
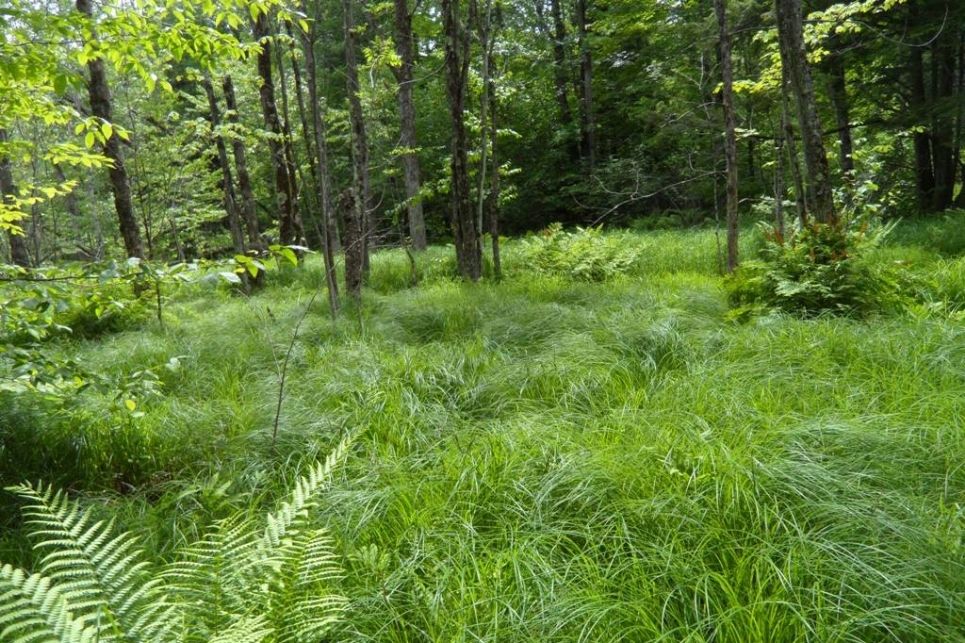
[260,433,354,552]
[0,563,98,643]
[208,615,272,643]
[7,483,178,643]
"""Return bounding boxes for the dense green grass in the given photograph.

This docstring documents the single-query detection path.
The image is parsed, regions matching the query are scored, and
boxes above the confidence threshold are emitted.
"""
[2,219,964,641]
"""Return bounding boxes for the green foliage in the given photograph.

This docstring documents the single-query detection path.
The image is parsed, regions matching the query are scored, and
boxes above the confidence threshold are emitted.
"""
[0,435,352,643]
[727,222,912,317]
[521,223,640,281]
[3,223,963,641]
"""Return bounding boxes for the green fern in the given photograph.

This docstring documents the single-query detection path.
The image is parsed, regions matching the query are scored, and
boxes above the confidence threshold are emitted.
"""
[0,433,355,643]
[10,482,178,642]
[0,564,97,643]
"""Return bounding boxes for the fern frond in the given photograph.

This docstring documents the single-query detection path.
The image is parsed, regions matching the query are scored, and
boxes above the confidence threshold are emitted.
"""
[162,515,260,636]
[7,483,179,643]
[260,432,354,552]
[0,563,98,643]
[208,615,272,643]
[267,529,347,643]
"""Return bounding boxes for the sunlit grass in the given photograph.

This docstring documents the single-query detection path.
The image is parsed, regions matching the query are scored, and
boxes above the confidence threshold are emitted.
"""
[1,218,963,640]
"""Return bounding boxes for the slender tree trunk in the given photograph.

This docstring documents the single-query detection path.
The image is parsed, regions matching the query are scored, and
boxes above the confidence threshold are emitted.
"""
[909,45,935,211]
[476,0,495,239]
[298,11,340,315]
[393,0,428,250]
[203,75,246,254]
[286,23,319,194]
[253,11,301,245]
[273,34,307,244]
[782,72,808,227]
[773,130,786,238]
[955,32,965,208]
[488,62,502,280]
[825,44,854,178]
[931,35,956,210]
[76,0,144,258]
[774,0,836,225]
[340,187,364,301]
[715,0,739,272]
[0,130,30,267]
[549,0,576,151]
[222,75,263,250]
[343,0,372,273]
[575,0,595,171]
[442,0,481,280]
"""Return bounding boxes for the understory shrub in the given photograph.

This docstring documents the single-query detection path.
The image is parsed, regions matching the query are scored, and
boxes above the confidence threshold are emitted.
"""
[727,221,912,317]
[521,223,639,281]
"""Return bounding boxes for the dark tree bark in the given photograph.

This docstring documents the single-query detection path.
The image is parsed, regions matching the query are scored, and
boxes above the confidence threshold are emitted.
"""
[285,23,319,197]
[930,35,957,210]
[297,6,340,316]
[222,75,263,250]
[272,33,308,244]
[714,0,739,272]
[343,0,372,272]
[825,44,854,177]
[76,0,144,258]
[774,0,836,225]
[442,0,481,280]
[393,0,428,250]
[488,63,502,280]
[549,0,575,133]
[956,32,965,208]
[773,131,786,238]
[575,0,595,171]
[476,0,495,238]
[909,45,935,211]
[202,75,246,254]
[339,187,364,300]
[0,130,31,267]
[253,11,302,245]
[782,70,808,227]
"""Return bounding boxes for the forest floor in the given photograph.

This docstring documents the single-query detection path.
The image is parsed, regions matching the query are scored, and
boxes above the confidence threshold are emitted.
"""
[2,218,964,640]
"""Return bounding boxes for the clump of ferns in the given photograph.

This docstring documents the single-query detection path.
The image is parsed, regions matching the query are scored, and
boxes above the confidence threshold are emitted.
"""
[0,433,354,643]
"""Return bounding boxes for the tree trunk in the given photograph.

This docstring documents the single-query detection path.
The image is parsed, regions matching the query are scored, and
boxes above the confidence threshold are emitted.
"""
[955,32,965,208]
[476,0,495,239]
[825,44,854,178]
[393,0,428,250]
[340,188,364,301]
[575,0,595,171]
[781,72,808,227]
[273,34,307,245]
[549,0,576,145]
[202,75,246,254]
[488,61,502,280]
[343,0,372,273]
[773,130,786,238]
[442,0,481,280]
[298,7,340,316]
[0,130,31,267]
[930,36,956,210]
[253,11,301,245]
[76,0,144,258]
[909,46,935,211]
[774,0,836,225]
[221,75,263,250]
[715,0,739,272]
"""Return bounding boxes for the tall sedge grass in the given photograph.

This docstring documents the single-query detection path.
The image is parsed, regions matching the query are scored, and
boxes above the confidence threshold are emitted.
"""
[1,218,963,640]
